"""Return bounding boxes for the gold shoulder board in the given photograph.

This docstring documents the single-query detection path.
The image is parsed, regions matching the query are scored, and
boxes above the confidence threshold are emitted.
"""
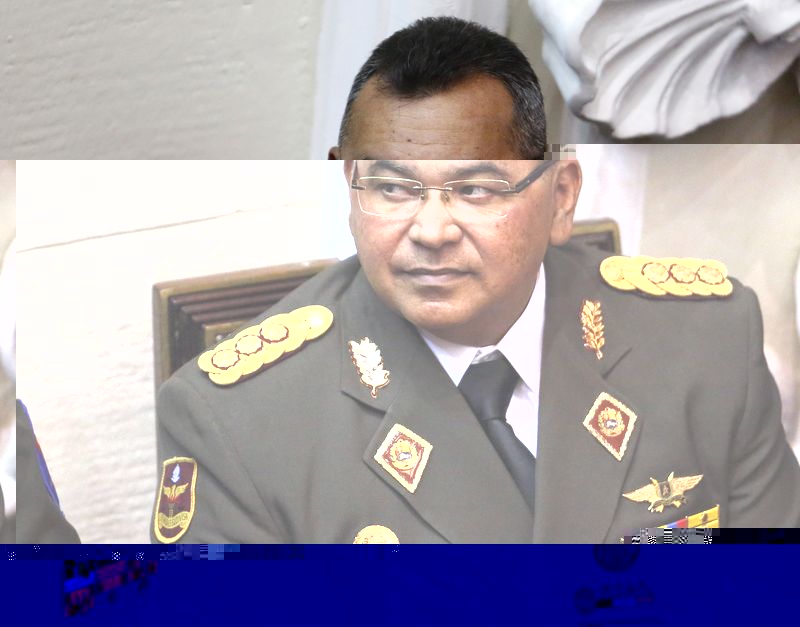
[600,256,733,299]
[197,305,334,386]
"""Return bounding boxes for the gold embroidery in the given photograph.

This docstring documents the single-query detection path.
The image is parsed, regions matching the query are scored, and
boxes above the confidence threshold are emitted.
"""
[583,393,637,462]
[348,337,390,399]
[623,472,704,513]
[374,424,432,493]
[600,256,733,298]
[580,299,605,360]
[197,305,334,386]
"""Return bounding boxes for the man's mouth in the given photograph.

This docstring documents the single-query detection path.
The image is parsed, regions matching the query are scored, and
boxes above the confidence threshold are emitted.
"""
[405,267,469,276]
[400,267,472,285]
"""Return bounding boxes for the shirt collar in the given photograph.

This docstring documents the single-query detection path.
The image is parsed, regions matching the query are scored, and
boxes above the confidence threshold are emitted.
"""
[419,266,547,391]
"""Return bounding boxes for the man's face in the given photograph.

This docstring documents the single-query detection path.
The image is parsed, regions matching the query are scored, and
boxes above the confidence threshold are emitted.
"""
[347,160,581,346]
[330,75,522,160]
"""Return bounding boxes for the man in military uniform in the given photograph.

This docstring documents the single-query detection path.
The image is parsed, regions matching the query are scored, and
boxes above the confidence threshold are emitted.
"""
[152,19,800,543]
[153,155,800,542]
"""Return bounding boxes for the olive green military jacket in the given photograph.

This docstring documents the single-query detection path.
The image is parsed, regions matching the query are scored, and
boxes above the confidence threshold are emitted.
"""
[17,400,81,543]
[152,241,800,543]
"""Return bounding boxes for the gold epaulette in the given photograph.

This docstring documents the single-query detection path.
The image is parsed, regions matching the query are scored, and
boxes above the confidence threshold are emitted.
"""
[600,256,733,298]
[197,305,334,386]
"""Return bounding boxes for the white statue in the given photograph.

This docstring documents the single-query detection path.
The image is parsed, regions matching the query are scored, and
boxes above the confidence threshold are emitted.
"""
[530,0,800,137]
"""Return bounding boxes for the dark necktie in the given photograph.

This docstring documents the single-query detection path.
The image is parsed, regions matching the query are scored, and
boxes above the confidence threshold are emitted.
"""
[458,354,536,513]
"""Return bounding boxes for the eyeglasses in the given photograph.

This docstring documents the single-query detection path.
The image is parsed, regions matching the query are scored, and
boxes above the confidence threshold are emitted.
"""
[350,161,555,222]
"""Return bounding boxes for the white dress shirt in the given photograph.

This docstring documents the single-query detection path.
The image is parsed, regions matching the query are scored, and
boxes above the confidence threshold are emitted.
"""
[419,267,546,457]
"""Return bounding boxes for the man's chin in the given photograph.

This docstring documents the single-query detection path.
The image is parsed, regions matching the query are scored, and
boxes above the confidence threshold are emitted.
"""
[400,305,473,339]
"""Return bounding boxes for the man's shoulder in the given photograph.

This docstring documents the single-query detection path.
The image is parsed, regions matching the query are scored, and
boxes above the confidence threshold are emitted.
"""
[267,254,362,312]
[552,240,757,312]
[159,256,362,402]
[547,241,761,366]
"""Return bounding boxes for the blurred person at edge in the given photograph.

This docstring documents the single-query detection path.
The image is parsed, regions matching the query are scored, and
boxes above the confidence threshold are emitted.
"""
[0,239,13,542]
[2,240,80,542]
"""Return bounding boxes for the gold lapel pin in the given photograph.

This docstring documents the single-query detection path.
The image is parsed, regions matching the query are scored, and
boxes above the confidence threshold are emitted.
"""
[348,337,390,399]
[580,299,605,360]
[583,392,637,461]
[374,423,432,493]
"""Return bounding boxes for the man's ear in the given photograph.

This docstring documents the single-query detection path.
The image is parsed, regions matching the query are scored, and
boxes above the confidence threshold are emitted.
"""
[549,160,583,246]
[329,146,341,160]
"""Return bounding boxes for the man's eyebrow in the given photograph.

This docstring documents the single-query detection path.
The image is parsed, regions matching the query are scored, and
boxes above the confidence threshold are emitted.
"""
[366,160,419,179]
[363,161,512,180]
[448,162,510,180]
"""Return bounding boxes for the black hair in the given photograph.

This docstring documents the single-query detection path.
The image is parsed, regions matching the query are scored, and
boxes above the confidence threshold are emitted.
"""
[338,16,546,158]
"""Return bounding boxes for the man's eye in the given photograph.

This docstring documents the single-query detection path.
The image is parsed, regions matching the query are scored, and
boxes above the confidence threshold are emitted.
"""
[377,183,415,198]
[457,185,494,198]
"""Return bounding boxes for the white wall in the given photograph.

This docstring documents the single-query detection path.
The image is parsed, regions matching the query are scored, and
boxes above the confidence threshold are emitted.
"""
[3,1,323,158]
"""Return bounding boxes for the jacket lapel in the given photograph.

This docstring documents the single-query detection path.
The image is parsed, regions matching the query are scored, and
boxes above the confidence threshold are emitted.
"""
[533,244,641,543]
[339,271,533,543]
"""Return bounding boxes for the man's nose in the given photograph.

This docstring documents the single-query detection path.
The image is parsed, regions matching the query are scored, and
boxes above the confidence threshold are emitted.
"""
[407,190,463,248]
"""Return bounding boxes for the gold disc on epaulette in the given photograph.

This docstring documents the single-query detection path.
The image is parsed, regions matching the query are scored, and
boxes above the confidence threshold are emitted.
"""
[261,313,306,354]
[599,256,635,290]
[292,305,334,340]
[624,257,667,296]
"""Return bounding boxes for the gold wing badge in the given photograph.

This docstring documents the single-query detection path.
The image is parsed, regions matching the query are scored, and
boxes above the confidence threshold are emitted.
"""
[580,300,605,360]
[623,471,703,513]
[600,256,733,298]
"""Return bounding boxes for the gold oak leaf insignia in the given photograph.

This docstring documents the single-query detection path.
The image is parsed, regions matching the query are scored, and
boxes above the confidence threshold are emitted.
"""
[348,337,390,399]
[581,300,605,360]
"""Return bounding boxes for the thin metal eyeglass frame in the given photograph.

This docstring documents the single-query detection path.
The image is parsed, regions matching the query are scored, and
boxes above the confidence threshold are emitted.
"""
[350,160,556,220]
